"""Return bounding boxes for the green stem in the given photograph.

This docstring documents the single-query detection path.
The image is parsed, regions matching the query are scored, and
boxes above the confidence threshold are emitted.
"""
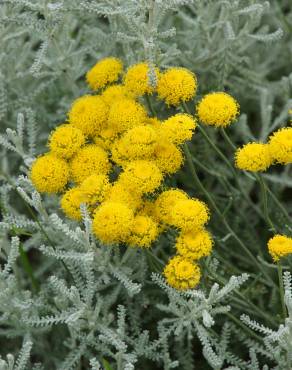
[277,262,287,320]
[145,94,156,116]
[21,199,73,280]
[257,174,276,233]
[183,143,276,288]
[182,102,263,218]
[220,127,237,150]
[221,127,290,222]
[19,243,39,292]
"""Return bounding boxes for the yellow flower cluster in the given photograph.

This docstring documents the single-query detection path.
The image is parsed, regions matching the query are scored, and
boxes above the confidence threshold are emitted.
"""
[30,56,213,291]
[235,126,292,172]
[151,189,212,290]
[268,234,292,262]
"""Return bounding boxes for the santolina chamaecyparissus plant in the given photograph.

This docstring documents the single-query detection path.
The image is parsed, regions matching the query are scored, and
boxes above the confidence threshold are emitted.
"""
[30,57,292,291]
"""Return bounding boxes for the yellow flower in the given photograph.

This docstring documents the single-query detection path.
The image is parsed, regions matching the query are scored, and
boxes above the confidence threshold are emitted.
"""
[235,143,272,172]
[101,84,133,106]
[86,57,123,90]
[197,92,239,127]
[157,67,197,106]
[80,174,111,206]
[107,98,148,133]
[176,230,213,260]
[127,215,159,248]
[111,125,158,165]
[48,124,85,159]
[68,95,108,137]
[106,182,142,211]
[147,117,162,129]
[60,187,88,221]
[163,255,201,290]
[138,199,157,218]
[153,140,184,174]
[124,62,160,96]
[268,234,292,262]
[93,127,119,151]
[92,201,134,244]
[160,113,197,145]
[70,145,110,183]
[118,160,163,195]
[30,153,69,193]
[154,189,189,225]
[171,198,210,232]
[269,127,292,165]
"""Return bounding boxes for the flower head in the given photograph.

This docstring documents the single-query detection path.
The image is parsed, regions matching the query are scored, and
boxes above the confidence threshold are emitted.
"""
[197,92,239,127]
[70,145,110,183]
[48,124,85,159]
[119,160,163,195]
[176,230,213,260]
[171,198,210,232]
[86,57,123,90]
[235,143,272,172]
[269,127,292,165]
[111,125,157,165]
[93,127,119,151]
[107,99,148,133]
[153,140,184,174]
[157,67,197,106]
[164,255,201,290]
[268,234,292,262]
[147,117,162,129]
[106,182,142,211]
[60,187,88,221]
[68,95,108,137]
[154,189,188,225]
[124,62,160,96]
[93,201,134,244]
[160,113,197,145]
[30,153,69,193]
[80,174,111,206]
[101,84,133,106]
[127,215,159,248]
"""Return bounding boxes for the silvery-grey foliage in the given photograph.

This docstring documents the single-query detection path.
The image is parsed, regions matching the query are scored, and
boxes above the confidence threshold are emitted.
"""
[0,0,292,368]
